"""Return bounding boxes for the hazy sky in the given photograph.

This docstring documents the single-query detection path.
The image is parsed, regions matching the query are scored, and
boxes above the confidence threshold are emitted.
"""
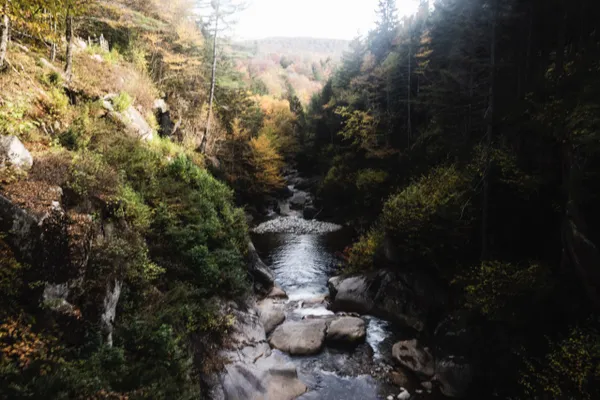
[234,0,420,40]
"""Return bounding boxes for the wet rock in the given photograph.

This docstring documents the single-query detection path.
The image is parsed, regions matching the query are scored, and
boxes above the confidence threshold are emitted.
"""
[328,269,446,332]
[253,216,342,235]
[435,358,473,398]
[219,302,307,400]
[326,316,366,344]
[392,339,435,377]
[269,320,328,355]
[289,192,308,210]
[328,275,375,314]
[0,135,33,170]
[397,388,411,400]
[257,299,286,334]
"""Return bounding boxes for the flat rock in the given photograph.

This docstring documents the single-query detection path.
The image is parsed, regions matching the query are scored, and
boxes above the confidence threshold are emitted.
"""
[326,316,366,344]
[269,320,327,355]
[392,339,435,377]
[257,299,286,334]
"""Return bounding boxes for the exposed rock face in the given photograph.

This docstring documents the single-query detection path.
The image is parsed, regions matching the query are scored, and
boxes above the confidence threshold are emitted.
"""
[289,191,308,210]
[269,320,328,355]
[101,279,122,347]
[258,299,286,334]
[0,135,33,170]
[392,339,435,377]
[247,241,275,296]
[435,358,473,398]
[218,302,307,400]
[328,270,446,332]
[102,96,153,141]
[267,284,288,299]
[326,316,366,344]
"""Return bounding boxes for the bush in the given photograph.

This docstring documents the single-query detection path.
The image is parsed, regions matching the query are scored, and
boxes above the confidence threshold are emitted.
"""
[67,152,120,199]
[382,165,473,270]
[42,87,70,118]
[112,92,133,112]
[345,228,384,273]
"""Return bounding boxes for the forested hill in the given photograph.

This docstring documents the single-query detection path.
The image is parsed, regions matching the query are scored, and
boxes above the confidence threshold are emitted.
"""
[232,37,349,103]
[302,0,600,398]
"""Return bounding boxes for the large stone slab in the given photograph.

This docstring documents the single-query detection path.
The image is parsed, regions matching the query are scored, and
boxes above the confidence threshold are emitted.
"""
[269,320,328,355]
[258,299,286,334]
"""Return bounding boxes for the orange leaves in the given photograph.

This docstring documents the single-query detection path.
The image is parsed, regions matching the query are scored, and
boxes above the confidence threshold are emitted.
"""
[0,318,63,371]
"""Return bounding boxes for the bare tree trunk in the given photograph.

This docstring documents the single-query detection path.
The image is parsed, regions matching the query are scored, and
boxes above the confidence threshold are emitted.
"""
[200,0,220,154]
[50,20,57,62]
[407,34,412,147]
[64,11,74,82]
[481,0,497,261]
[0,1,9,69]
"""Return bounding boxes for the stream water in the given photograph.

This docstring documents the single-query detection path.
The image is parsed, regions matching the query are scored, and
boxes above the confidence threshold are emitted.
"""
[251,177,404,400]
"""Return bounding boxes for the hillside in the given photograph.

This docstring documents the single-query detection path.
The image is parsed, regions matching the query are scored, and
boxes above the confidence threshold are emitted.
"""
[232,37,350,103]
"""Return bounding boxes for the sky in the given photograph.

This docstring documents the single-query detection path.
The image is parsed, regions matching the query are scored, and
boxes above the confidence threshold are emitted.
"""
[234,0,421,40]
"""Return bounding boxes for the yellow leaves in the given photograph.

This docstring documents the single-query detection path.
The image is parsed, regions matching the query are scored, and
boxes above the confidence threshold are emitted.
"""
[249,134,284,191]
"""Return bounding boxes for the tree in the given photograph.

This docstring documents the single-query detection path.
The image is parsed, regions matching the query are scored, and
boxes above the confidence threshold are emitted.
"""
[0,1,8,70]
[198,0,245,153]
[371,0,398,60]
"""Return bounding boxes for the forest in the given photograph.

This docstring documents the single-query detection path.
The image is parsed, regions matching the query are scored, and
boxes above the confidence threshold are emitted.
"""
[0,0,599,399]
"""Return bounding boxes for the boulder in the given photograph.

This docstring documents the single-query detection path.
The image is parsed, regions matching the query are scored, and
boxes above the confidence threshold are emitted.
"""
[326,316,366,344]
[0,135,33,170]
[328,269,447,332]
[328,275,375,314]
[435,358,473,398]
[103,96,153,141]
[289,192,308,210]
[257,299,286,334]
[392,339,435,377]
[219,302,307,400]
[269,320,328,355]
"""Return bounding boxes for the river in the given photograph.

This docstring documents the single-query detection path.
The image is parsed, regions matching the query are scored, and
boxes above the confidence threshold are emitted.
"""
[249,176,441,400]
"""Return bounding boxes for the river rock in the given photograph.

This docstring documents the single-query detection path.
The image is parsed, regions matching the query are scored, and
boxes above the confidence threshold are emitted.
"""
[0,135,33,170]
[397,389,410,400]
[289,192,308,210]
[326,316,366,344]
[257,299,286,334]
[253,216,342,235]
[328,275,375,314]
[219,302,307,400]
[392,339,435,377]
[328,269,446,332]
[435,357,473,398]
[269,320,328,355]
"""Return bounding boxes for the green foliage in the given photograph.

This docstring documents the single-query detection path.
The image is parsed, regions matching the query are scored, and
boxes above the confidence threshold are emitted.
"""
[520,324,600,400]
[67,151,120,198]
[457,261,552,322]
[42,88,70,118]
[0,100,38,139]
[112,92,133,112]
[345,228,384,273]
[382,165,472,269]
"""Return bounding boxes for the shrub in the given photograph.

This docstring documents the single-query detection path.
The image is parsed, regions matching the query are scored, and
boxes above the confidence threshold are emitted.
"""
[345,228,384,273]
[112,92,133,112]
[67,152,120,199]
[42,87,70,118]
[0,100,38,139]
[382,165,473,270]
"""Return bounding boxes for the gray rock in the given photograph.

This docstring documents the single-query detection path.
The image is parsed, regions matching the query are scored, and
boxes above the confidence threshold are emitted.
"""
[267,285,288,299]
[435,358,473,398]
[397,389,411,400]
[328,275,375,314]
[303,205,319,220]
[103,96,153,141]
[253,216,342,235]
[257,299,286,334]
[269,320,328,355]
[0,135,33,170]
[289,191,308,210]
[326,316,366,344]
[219,302,307,400]
[392,339,435,377]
